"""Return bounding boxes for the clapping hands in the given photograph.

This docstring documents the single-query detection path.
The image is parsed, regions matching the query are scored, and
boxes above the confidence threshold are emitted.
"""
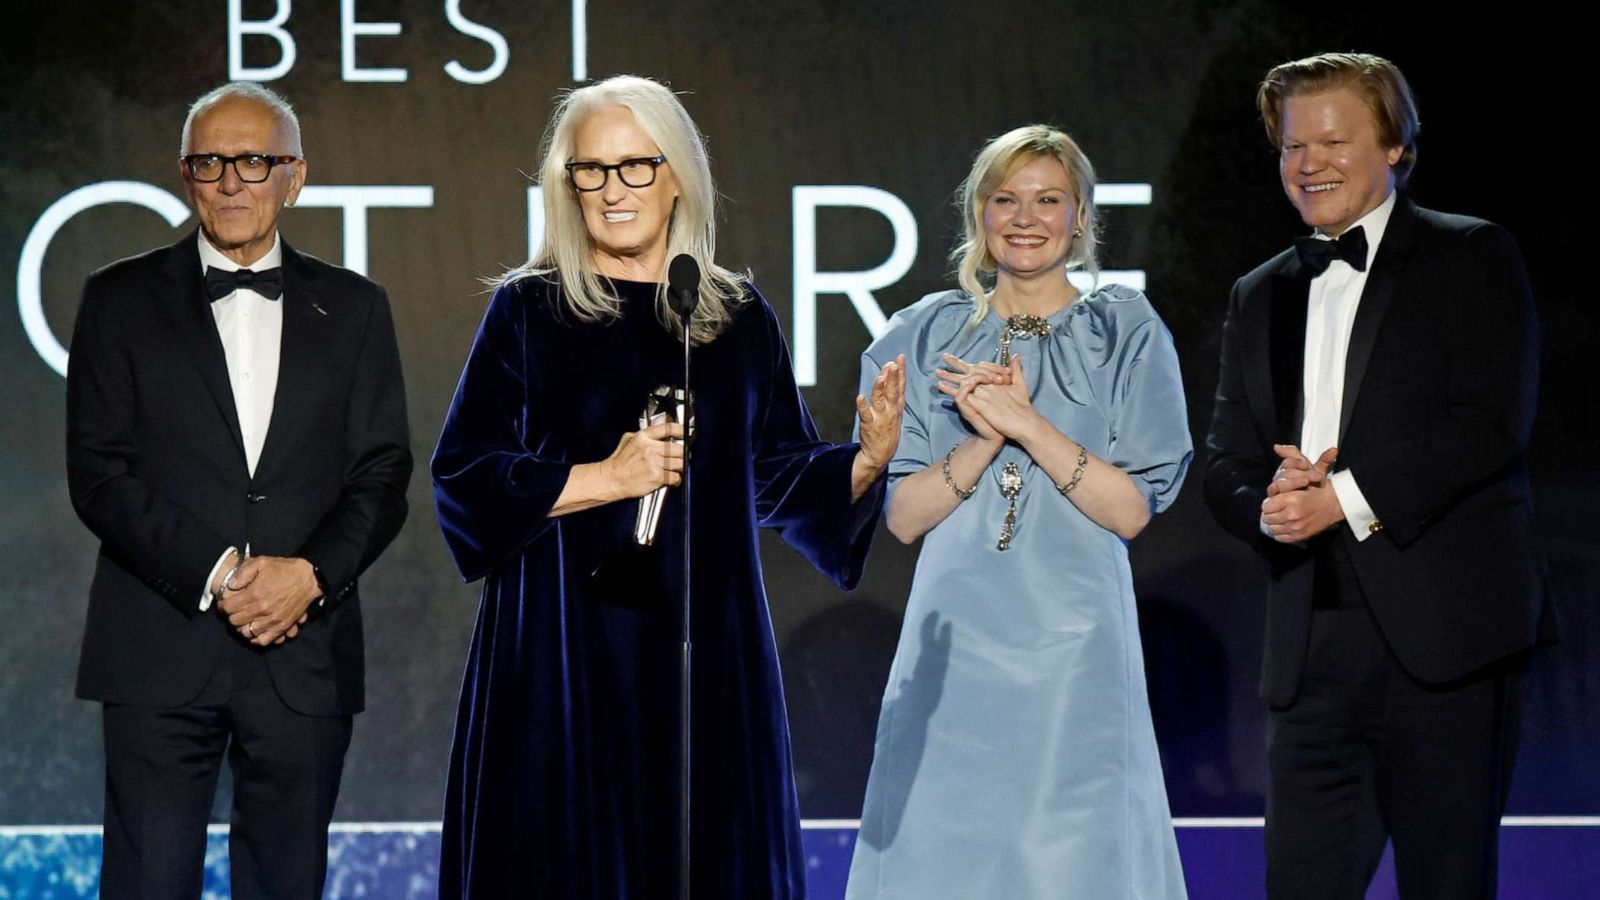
[856,354,908,472]
[935,353,1042,444]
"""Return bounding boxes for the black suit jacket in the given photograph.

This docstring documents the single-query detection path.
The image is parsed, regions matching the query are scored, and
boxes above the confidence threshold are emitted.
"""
[1204,195,1549,708]
[67,230,412,716]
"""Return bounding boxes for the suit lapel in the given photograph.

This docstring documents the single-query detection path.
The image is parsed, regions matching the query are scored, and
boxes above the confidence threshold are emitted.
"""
[255,240,333,479]
[1267,260,1311,444]
[159,231,247,465]
[1337,196,1417,446]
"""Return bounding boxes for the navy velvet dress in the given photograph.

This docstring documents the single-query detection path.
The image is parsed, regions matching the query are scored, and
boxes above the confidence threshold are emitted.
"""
[431,274,883,899]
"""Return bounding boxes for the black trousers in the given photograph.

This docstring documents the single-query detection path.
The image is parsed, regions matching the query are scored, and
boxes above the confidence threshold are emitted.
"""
[99,632,353,900]
[1265,542,1525,900]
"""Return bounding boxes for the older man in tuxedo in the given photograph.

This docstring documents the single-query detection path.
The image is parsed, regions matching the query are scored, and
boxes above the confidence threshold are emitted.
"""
[66,82,411,899]
[1204,53,1549,899]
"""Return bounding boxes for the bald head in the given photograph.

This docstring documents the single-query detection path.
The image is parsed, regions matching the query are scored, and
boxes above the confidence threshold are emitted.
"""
[180,82,302,158]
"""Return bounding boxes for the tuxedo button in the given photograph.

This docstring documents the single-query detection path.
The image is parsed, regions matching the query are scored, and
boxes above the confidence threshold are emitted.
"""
[246,492,267,503]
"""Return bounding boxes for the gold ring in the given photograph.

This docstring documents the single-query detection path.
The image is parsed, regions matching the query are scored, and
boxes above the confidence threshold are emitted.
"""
[246,622,256,638]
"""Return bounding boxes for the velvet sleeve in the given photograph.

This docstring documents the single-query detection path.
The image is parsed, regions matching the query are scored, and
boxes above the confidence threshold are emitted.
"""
[749,293,884,590]
[431,281,574,582]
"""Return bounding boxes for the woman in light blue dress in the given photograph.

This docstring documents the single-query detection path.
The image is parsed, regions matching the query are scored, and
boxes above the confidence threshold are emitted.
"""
[846,126,1191,899]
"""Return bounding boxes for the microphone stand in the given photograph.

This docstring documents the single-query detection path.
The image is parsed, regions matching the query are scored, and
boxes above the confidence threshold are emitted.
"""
[678,310,691,900]
[666,256,699,900]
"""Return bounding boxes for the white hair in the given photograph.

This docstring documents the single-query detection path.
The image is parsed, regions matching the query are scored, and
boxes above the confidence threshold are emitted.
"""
[502,74,745,345]
[180,82,303,157]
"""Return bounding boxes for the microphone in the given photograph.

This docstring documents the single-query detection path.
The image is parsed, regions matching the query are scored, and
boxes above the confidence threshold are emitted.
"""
[667,253,701,320]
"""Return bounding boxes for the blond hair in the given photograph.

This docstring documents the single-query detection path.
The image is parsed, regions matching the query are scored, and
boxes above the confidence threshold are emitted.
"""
[950,125,1099,325]
[504,75,743,344]
[1258,52,1420,187]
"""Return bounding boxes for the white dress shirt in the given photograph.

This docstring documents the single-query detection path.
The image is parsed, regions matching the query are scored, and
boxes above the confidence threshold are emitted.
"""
[1301,191,1394,542]
[198,231,284,608]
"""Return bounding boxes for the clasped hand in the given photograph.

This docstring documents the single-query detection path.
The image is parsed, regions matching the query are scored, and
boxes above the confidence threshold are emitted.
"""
[215,554,319,646]
[936,353,1042,444]
[601,421,686,500]
[1258,444,1344,543]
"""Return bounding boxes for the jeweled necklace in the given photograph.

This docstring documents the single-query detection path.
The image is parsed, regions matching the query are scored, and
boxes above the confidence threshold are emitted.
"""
[998,314,1051,366]
[992,313,1053,549]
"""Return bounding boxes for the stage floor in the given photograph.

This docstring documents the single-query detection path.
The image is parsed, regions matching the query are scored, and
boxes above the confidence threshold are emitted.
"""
[2,819,1595,898]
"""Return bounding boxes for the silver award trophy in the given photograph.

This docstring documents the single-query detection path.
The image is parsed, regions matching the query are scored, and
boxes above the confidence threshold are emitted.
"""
[634,385,695,545]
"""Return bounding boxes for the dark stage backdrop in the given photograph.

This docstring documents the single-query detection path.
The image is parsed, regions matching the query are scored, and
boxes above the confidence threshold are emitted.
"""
[2,1,1592,827]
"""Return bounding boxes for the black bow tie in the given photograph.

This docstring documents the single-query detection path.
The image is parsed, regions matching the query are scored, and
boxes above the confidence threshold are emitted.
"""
[1294,226,1368,276]
[205,266,284,302]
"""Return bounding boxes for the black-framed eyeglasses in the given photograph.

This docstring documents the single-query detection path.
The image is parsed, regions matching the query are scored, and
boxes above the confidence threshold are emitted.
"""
[565,155,667,192]
[182,153,299,184]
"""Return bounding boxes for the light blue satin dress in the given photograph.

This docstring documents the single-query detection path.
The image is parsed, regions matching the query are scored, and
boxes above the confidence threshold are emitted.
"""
[847,285,1191,900]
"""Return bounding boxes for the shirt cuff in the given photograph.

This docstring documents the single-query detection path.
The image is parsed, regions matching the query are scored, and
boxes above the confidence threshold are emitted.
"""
[1329,470,1380,542]
[199,546,238,611]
